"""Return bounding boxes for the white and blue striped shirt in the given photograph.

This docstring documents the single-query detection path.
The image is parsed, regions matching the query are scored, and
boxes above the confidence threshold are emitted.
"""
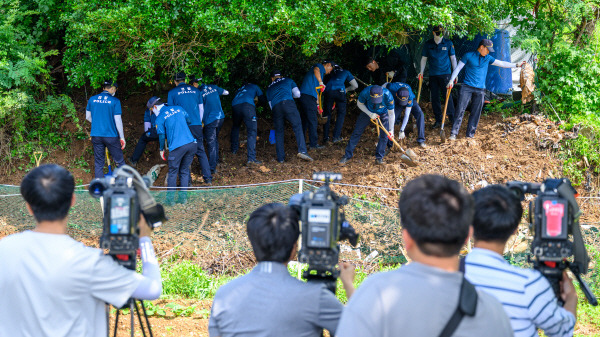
[465,248,575,337]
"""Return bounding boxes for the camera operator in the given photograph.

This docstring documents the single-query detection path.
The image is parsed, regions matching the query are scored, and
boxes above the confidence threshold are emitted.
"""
[336,175,512,337]
[464,185,577,337]
[208,203,355,337]
[0,164,162,337]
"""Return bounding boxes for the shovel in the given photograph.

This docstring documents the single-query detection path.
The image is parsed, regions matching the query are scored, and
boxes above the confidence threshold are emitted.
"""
[371,118,418,166]
[316,85,328,125]
[440,87,452,143]
[416,75,423,104]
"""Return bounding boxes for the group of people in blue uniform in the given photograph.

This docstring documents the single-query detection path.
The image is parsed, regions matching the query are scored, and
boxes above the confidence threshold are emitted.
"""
[85,25,525,190]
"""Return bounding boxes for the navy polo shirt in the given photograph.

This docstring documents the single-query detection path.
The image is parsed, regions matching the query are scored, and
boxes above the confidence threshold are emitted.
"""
[461,51,496,89]
[266,77,298,108]
[232,83,264,107]
[299,63,326,98]
[199,84,225,125]
[358,86,394,115]
[86,91,122,137]
[325,70,355,92]
[143,109,157,127]
[422,38,456,76]
[385,82,415,108]
[155,105,195,151]
[167,82,204,126]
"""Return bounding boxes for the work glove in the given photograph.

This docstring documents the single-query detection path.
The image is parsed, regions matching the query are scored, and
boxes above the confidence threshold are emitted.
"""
[160,150,166,161]
[145,131,151,137]
[399,131,406,139]
[369,112,379,120]
[454,78,458,85]
[120,138,126,150]
[318,82,326,91]
[519,61,527,68]
[386,71,396,79]
[446,81,454,89]
[417,73,423,80]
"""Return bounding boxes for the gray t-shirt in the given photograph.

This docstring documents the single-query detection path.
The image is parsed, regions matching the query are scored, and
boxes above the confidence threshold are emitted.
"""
[336,262,513,337]
[208,261,343,337]
[0,231,143,337]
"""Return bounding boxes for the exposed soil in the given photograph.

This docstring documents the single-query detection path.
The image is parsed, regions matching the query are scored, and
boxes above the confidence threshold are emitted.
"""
[2,94,599,336]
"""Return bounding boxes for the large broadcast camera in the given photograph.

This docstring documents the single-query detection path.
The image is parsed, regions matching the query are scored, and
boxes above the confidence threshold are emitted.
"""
[89,165,167,270]
[507,178,597,306]
[289,172,359,293]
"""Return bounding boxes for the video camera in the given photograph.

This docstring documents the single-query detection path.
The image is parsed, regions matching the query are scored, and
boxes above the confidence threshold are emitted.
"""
[89,165,167,270]
[507,178,597,306]
[289,172,359,293]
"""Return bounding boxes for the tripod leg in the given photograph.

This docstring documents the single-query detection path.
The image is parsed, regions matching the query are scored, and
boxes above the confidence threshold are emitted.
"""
[140,300,155,337]
[113,308,120,337]
[130,301,134,337]
[134,300,148,337]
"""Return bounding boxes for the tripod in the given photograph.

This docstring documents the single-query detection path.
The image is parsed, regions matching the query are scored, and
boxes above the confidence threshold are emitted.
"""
[109,298,154,337]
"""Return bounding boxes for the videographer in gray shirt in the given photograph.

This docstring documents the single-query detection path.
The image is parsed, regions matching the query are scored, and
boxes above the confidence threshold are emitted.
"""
[208,203,355,337]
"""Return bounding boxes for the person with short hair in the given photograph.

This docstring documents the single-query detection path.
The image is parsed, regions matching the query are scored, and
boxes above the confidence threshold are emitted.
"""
[86,80,126,178]
[0,164,161,337]
[230,81,266,165]
[208,203,355,337]
[298,60,336,150]
[199,80,229,175]
[322,65,358,144]
[167,72,212,184]
[419,25,457,128]
[465,185,577,337]
[149,96,197,202]
[336,174,513,337]
[447,39,525,139]
[383,81,426,148]
[339,85,394,165]
[364,54,407,85]
[265,70,313,163]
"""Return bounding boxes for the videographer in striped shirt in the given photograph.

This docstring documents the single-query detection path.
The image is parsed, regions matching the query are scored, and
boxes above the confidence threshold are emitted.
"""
[464,185,577,337]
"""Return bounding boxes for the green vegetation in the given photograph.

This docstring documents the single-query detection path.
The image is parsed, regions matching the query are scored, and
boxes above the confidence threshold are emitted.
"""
[160,260,238,299]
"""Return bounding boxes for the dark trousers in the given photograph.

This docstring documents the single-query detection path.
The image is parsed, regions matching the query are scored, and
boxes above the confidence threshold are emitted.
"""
[430,74,455,124]
[298,94,319,147]
[391,103,426,144]
[189,125,212,182]
[92,136,125,178]
[203,118,224,172]
[323,90,347,142]
[230,103,257,161]
[272,100,308,162]
[451,85,485,137]
[344,112,389,160]
[131,129,159,162]
[166,142,196,203]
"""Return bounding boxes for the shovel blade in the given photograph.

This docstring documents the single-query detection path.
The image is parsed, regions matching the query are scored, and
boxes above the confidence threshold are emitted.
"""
[405,149,418,161]
[400,154,418,167]
[440,128,447,143]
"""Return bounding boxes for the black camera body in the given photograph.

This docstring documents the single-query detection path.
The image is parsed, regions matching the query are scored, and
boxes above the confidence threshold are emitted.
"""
[89,166,165,270]
[290,172,358,293]
[507,178,597,306]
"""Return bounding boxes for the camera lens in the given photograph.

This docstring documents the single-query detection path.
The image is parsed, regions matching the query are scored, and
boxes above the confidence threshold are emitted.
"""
[88,179,108,198]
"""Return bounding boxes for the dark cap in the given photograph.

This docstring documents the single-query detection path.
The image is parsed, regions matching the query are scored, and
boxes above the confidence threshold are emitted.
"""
[146,96,162,109]
[479,39,495,53]
[396,88,410,106]
[432,25,443,36]
[174,72,186,81]
[370,85,384,104]
[322,60,338,68]
[270,69,283,78]
[188,74,202,84]
[103,80,118,88]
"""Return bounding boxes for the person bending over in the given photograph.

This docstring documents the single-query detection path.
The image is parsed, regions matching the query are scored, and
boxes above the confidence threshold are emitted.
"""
[0,164,161,337]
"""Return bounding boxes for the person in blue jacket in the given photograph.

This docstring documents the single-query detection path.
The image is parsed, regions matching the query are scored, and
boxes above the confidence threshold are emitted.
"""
[128,107,159,167]
[85,80,126,178]
[447,39,525,139]
[322,65,358,144]
[230,82,267,165]
[167,72,212,184]
[339,85,395,165]
[383,82,426,148]
[148,96,197,203]
[419,25,457,128]
[265,70,314,164]
[199,81,229,175]
[298,60,336,150]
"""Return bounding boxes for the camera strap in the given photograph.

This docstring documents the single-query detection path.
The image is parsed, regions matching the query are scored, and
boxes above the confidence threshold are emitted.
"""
[115,165,168,227]
[438,276,478,337]
[556,182,589,274]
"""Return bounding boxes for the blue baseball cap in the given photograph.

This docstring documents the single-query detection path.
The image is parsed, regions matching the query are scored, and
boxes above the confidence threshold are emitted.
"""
[370,85,384,104]
[396,88,410,106]
[146,96,162,109]
[479,39,495,53]
[103,80,118,88]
